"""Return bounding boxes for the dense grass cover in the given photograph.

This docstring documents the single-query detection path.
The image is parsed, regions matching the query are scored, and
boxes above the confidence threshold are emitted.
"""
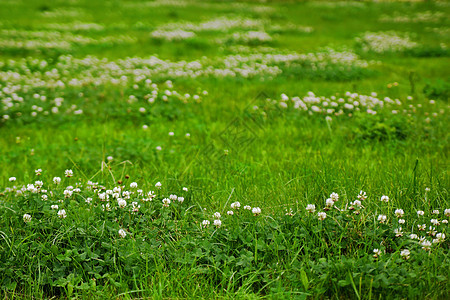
[0,0,449,298]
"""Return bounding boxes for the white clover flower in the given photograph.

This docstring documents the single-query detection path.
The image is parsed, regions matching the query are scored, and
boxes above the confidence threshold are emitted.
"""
[444,209,450,217]
[318,212,327,221]
[202,220,210,228]
[177,197,184,203]
[9,177,16,182]
[86,197,92,204]
[64,169,73,177]
[435,233,445,242]
[421,240,432,251]
[417,210,425,217]
[252,207,261,216]
[35,169,42,176]
[183,187,188,192]
[418,224,426,231]
[41,194,48,201]
[380,195,389,203]
[213,219,222,227]
[227,210,234,216]
[442,220,448,224]
[118,199,127,208]
[162,198,170,207]
[132,202,140,212]
[147,191,156,200]
[213,212,221,219]
[400,249,410,260]
[231,201,241,209]
[425,187,430,192]
[53,177,61,184]
[378,214,387,223]
[395,209,404,218]
[107,156,113,161]
[409,234,418,240]
[58,209,67,219]
[430,219,440,226]
[169,194,178,201]
[398,219,405,224]
[353,200,362,207]
[102,203,111,211]
[373,248,382,258]
[357,191,367,200]
[73,188,81,193]
[113,186,121,194]
[122,191,131,199]
[325,198,334,208]
[63,190,73,198]
[155,182,162,189]
[306,204,316,213]
[156,146,162,151]
[169,132,174,136]
[34,181,43,188]
[142,125,148,130]
[51,204,59,210]
[432,210,439,215]
[185,133,190,138]
[428,226,437,236]
[330,192,339,202]
[118,229,127,238]
[130,182,138,188]
[244,205,252,210]
[23,214,32,223]
[394,227,403,237]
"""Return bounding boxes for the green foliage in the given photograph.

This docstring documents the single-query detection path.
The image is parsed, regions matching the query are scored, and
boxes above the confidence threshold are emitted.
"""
[0,0,449,298]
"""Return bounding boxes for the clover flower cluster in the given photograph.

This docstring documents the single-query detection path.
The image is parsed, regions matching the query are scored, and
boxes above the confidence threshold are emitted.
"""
[270,91,401,116]
[151,29,196,41]
[379,11,446,23]
[201,202,262,229]
[303,191,448,260]
[356,31,418,53]
[42,22,105,32]
[224,31,273,44]
[1,170,190,235]
[269,91,446,119]
[1,58,207,124]
[0,29,136,52]
[156,17,264,32]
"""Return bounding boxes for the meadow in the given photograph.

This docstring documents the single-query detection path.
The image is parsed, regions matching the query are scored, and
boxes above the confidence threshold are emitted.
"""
[0,0,449,298]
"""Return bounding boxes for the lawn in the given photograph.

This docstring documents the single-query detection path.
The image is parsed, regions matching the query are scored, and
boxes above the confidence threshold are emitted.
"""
[0,0,449,298]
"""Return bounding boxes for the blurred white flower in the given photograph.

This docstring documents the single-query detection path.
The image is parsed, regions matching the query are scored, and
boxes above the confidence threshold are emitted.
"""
[306,204,316,213]
[395,209,404,218]
[23,214,32,223]
[231,201,241,209]
[378,214,387,223]
[252,207,261,216]
[227,210,234,215]
[417,210,424,217]
[213,219,222,227]
[9,177,16,182]
[162,198,170,207]
[118,199,127,208]
[65,169,73,177]
[213,212,221,219]
[318,212,327,221]
[130,182,138,188]
[400,249,410,260]
[373,248,382,258]
[380,195,389,203]
[58,209,67,219]
[118,229,127,238]
[155,182,162,189]
[202,220,210,228]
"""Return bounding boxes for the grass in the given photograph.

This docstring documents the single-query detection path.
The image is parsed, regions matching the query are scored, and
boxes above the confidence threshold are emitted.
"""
[0,0,449,298]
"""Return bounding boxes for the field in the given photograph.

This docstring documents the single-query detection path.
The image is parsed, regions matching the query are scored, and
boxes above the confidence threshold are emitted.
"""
[0,0,449,298]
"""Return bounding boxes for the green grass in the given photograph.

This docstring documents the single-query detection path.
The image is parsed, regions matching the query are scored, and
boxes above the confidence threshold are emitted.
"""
[0,0,449,298]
